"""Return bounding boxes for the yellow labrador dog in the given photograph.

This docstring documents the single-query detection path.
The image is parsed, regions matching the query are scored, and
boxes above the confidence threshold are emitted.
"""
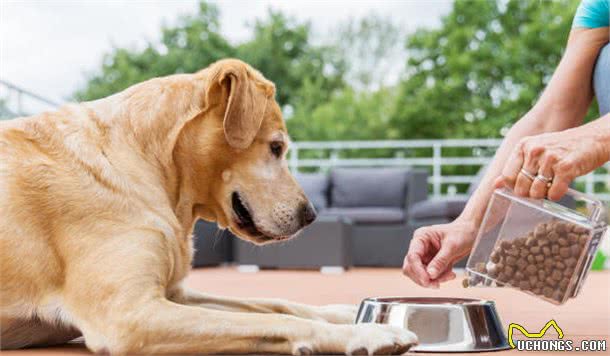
[0,59,417,355]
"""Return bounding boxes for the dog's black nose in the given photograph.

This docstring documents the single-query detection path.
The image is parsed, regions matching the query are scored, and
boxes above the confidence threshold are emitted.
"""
[300,202,317,227]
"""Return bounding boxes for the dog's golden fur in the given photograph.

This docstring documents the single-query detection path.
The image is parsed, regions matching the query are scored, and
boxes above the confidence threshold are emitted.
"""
[0,59,416,354]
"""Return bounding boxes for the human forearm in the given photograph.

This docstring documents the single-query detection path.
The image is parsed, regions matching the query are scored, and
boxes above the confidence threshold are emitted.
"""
[458,28,609,226]
[534,28,609,122]
[458,113,548,226]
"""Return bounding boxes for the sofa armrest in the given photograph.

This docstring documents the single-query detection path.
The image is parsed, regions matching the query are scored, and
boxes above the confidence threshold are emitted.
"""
[405,168,429,216]
[408,197,469,222]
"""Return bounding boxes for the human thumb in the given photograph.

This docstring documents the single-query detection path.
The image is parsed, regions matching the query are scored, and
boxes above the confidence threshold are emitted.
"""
[426,243,454,279]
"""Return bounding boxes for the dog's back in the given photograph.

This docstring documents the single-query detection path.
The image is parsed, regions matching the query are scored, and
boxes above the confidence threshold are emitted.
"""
[0,107,137,348]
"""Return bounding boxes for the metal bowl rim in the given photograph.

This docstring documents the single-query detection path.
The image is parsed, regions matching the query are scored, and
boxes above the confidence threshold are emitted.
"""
[360,296,494,306]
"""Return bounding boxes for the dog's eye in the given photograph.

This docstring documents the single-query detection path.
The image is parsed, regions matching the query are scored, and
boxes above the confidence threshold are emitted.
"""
[270,141,283,158]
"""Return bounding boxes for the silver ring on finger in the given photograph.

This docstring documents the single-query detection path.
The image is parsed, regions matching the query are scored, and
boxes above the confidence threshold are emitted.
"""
[535,175,553,188]
[520,168,536,181]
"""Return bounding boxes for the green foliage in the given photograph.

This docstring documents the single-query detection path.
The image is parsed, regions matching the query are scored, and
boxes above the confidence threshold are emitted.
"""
[235,11,345,107]
[74,2,344,110]
[391,0,585,139]
[288,87,397,141]
[75,2,234,101]
[75,0,588,143]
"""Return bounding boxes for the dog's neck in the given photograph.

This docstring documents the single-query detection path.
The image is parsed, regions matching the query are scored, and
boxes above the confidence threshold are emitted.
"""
[87,72,217,233]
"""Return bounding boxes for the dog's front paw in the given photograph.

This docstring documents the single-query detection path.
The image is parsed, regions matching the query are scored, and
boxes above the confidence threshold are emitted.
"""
[346,324,417,355]
[316,304,359,324]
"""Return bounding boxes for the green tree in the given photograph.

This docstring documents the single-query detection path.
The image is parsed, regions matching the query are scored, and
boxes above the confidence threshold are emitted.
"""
[288,87,397,142]
[391,0,586,140]
[74,2,345,111]
[236,11,345,108]
[75,2,234,101]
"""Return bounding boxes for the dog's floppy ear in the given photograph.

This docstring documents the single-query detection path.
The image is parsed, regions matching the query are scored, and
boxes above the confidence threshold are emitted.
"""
[210,61,275,149]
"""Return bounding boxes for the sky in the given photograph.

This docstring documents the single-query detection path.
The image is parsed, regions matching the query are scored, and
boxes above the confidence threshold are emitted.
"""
[0,0,452,112]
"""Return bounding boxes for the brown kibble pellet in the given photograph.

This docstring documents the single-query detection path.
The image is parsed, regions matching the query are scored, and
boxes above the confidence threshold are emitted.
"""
[563,267,575,277]
[568,233,578,244]
[543,286,554,298]
[531,246,541,254]
[545,276,555,286]
[533,287,542,295]
[559,279,569,290]
[552,270,563,281]
[542,246,551,256]
[520,248,529,258]
[538,238,550,247]
[535,224,546,238]
[555,222,568,234]
[517,259,528,269]
[558,238,568,246]
[519,281,531,290]
[514,238,525,247]
[491,251,501,263]
[505,265,514,277]
[570,245,581,256]
[547,231,559,241]
[507,247,520,257]
[506,256,517,266]
[462,278,470,288]
[573,225,588,234]
[538,270,546,280]
[501,240,512,249]
[527,254,535,263]
[515,271,525,280]
[544,259,554,268]
[578,235,589,247]
[525,236,537,247]
[535,254,544,262]
[552,245,559,255]
[566,257,577,267]
[526,265,537,275]
[552,290,563,302]
[560,247,571,258]
[555,261,566,270]
[529,275,538,285]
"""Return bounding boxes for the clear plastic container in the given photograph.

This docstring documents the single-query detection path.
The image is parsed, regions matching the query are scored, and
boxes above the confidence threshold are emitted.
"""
[466,188,607,305]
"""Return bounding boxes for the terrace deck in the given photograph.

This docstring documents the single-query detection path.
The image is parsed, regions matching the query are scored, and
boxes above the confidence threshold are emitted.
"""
[4,268,609,355]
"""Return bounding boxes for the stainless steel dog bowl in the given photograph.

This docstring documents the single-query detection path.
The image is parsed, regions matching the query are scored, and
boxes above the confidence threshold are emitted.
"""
[355,297,510,353]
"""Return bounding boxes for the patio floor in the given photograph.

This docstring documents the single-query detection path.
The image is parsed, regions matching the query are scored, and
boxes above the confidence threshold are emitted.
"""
[3,268,609,355]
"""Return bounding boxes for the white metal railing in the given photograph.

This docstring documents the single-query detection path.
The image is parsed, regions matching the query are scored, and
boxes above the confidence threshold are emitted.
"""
[0,79,60,118]
[0,84,607,202]
[289,139,610,201]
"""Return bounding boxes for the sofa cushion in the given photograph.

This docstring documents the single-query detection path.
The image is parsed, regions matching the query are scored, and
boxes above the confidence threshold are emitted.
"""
[408,198,468,221]
[330,168,409,208]
[296,173,329,210]
[321,207,405,224]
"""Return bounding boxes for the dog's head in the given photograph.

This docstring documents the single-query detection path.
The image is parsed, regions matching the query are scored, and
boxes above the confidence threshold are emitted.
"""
[177,59,316,245]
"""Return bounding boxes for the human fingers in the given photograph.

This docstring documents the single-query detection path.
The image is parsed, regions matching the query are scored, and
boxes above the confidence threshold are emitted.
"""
[426,239,458,280]
[501,142,525,189]
[403,236,433,287]
[514,143,543,197]
[530,152,556,199]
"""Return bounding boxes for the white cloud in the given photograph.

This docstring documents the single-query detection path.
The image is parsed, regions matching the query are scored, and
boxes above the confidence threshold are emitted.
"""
[0,0,451,111]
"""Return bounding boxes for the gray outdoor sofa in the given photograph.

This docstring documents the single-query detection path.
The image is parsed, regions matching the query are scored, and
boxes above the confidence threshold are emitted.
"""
[233,167,429,268]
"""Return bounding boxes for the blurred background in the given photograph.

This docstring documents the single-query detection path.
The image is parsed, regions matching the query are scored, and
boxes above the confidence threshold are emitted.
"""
[1,0,608,270]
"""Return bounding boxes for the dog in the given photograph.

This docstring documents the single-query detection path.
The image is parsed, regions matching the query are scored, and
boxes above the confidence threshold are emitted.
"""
[0,59,417,355]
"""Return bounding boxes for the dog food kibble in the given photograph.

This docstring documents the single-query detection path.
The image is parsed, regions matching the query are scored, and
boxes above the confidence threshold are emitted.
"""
[467,220,590,302]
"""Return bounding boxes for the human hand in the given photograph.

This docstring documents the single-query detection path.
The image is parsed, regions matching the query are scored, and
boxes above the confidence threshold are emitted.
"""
[497,125,610,200]
[402,219,477,288]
